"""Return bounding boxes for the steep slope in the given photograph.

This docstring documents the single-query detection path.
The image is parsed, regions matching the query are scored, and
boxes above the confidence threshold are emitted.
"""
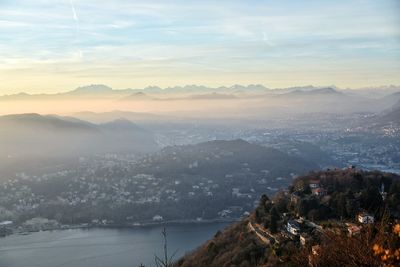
[176,169,400,267]
[365,99,400,130]
[175,220,266,267]
[378,100,400,124]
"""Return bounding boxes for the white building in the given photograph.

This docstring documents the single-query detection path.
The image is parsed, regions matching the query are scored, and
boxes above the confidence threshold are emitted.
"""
[311,188,327,197]
[0,221,13,226]
[309,179,320,189]
[153,215,163,221]
[287,220,301,235]
[357,212,374,224]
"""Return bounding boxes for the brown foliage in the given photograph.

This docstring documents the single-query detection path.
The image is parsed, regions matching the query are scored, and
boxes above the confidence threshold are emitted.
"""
[292,221,400,267]
[372,223,400,266]
[175,220,269,267]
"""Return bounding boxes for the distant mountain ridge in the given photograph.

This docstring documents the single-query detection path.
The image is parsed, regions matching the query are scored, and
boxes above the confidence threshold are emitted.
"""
[120,92,155,101]
[65,84,114,95]
[286,87,342,96]
[0,113,98,132]
[2,84,399,116]
[0,113,158,159]
[142,139,318,179]
[73,110,171,123]
[2,84,399,99]
[377,100,400,124]
[100,118,148,131]
[187,92,237,100]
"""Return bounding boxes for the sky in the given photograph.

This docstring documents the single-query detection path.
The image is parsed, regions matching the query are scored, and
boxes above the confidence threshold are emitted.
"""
[0,0,399,94]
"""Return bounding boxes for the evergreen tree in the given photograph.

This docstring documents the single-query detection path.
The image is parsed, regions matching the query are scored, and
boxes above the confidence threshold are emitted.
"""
[269,206,280,233]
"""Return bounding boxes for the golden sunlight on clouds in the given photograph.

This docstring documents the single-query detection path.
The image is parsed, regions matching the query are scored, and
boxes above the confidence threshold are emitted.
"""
[0,0,399,94]
[1,60,399,95]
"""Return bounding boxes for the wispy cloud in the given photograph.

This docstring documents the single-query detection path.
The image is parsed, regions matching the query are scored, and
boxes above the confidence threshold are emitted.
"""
[69,0,78,21]
[0,0,399,93]
[68,0,82,58]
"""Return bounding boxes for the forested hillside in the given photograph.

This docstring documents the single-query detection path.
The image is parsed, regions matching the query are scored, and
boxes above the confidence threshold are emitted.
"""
[175,168,400,267]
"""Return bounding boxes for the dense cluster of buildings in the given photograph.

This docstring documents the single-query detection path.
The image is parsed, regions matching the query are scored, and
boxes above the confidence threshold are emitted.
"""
[0,149,295,234]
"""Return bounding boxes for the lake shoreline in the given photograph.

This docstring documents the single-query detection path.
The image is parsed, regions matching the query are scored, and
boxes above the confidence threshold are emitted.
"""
[3,217,240,238]
[0,222,231,267]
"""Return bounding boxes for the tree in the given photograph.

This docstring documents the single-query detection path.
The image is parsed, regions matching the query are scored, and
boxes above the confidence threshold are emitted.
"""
[260,194,269,205]
[337,193,347,219]
[269,206,280,233]
[308,209,321,221]
[388,181,400,210]
[294,180,306,192]
[273,191,289,213]
[360,187,382,212]
[345,199,358,218]
[297,199,309,217]
[373,223,400,266]
[155,227,177,267]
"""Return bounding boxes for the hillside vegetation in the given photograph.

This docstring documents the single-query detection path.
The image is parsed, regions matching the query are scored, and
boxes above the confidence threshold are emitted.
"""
[175,168,400,267]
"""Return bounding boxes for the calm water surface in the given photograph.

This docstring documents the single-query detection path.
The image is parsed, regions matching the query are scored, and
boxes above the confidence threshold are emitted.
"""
[0,223,229,267]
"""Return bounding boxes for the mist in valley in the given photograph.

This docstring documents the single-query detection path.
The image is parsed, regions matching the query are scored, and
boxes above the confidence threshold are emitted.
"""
[1,0,399,265]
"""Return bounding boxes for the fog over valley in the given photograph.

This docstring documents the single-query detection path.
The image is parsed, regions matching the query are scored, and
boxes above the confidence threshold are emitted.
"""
[1,0,399,266]
[2,84,400,118]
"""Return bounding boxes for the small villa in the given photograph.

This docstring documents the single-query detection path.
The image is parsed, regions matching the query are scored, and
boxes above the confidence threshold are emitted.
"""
[346,223,361,236]
[0,221,13,226]
[309,179,320,189]
[311,187,327,197]
[152,215,163,221]
[357,212,374,224]
[287,220,301,235]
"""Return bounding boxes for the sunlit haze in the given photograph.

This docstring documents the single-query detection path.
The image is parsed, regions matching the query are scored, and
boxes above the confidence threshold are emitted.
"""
[0,2,400,267]
[1,0,399,94]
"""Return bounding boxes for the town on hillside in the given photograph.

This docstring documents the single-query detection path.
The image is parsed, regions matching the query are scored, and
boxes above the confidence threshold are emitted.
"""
[176,168,400,267]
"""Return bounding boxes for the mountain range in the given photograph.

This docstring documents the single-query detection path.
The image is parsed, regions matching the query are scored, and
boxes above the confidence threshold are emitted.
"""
[375,99,400,124]
[0,113,158,160]
[2,84,399,99]
[1,84,400,124]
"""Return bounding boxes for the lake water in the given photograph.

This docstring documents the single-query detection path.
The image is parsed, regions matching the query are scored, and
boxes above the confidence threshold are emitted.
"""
[0,223,229,267]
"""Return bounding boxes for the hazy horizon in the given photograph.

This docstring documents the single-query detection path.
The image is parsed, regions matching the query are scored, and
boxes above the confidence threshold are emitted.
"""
[0,2,399,266]
[1,0,399,94]
[2,83,400,97]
